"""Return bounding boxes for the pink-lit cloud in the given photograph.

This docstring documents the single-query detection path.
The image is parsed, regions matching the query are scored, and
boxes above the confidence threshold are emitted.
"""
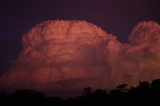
[0,20,160,97]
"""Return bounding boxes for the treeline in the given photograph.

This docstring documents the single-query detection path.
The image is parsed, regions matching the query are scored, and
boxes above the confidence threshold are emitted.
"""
[1,79,160,106]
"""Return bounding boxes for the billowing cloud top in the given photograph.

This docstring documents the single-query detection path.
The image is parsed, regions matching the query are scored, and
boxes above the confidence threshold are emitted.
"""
[0,20,160,97]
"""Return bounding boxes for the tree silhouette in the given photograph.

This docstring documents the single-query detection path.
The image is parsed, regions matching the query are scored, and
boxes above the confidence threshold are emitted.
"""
[151,79,160,91]
[1,79,160,106]
[83,87,92,96]
[116,84,128,92]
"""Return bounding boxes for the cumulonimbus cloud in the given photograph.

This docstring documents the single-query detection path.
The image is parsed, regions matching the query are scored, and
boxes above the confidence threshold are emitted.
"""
[0,20,160,97]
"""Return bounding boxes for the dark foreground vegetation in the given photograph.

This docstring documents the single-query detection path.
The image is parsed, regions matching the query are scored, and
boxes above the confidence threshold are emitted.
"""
[1,79,160,106]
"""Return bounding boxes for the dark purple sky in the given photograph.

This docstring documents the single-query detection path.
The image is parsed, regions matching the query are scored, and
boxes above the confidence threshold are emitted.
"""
[0,0,160,74]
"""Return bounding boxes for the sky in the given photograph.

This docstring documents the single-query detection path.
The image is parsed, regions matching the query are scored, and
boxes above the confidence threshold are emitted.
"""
[0,0,160,94]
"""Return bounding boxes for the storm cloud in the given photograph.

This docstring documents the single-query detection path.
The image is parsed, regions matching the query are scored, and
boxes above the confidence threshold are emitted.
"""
[0,20,160,97]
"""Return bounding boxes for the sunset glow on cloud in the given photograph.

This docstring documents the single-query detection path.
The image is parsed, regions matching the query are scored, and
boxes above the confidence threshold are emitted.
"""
[0,20,160,97]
